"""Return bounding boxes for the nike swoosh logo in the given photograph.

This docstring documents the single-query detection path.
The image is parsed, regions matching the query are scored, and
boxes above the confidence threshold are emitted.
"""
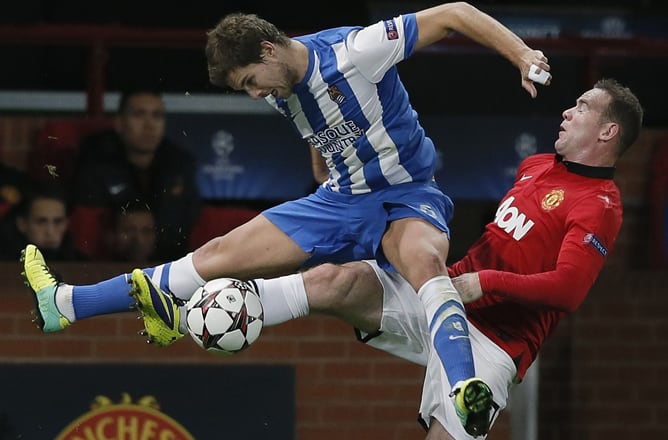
[520,174,533,181]
[448,335,470,341]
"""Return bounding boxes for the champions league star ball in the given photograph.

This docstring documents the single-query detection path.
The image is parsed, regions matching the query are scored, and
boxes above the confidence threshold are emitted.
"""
[186,278,264,355]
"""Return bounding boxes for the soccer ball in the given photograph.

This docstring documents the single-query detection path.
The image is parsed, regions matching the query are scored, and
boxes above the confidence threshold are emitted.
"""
[185,278,264,355]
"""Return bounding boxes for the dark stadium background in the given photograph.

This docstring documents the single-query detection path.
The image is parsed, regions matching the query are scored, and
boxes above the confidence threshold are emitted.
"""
[2,0,667,126]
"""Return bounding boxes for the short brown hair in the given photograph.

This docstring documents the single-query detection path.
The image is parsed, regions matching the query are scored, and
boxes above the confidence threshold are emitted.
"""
[594,78,643,156]
[205,13,291,88]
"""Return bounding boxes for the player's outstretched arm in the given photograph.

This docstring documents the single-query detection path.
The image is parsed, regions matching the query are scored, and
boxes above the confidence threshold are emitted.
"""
[414,1,550,97]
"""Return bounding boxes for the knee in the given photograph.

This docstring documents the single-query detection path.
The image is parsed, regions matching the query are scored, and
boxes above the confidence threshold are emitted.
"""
[303,262,370,310]
[194,236,225,260]
[303,263,352,307]
[404,249,449,290]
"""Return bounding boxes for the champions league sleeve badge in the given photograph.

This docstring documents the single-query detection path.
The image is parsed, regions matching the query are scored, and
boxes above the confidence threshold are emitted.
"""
[583,233,608,257]
[383,19,399,40]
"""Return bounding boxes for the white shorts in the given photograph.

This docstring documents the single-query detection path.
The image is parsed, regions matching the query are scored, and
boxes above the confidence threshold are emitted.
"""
[359,261,518,439]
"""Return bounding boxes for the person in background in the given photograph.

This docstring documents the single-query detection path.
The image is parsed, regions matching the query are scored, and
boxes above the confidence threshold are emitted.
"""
[72,85,200,261]
[0,182,84,261]
[107,199,158,264]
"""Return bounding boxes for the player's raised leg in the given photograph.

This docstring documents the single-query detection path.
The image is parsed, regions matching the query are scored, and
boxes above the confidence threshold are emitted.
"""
[20,243,202,336]
[129,214,309,344]
[382,217,494,437]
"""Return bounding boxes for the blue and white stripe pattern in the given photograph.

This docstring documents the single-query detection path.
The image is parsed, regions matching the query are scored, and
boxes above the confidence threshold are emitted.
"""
[266,14,436,195]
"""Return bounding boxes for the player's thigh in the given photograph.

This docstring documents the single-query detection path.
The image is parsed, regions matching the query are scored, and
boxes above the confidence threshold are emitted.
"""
[193,213,309,280]
[382,217,450,286]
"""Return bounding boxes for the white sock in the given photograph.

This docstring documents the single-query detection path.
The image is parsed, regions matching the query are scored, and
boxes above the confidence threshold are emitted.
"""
[153,253,206,301]
[418,275,463,331]
[254,274,310,326]
[55,284,75,322]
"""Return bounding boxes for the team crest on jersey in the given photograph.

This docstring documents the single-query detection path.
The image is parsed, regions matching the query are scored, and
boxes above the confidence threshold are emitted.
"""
[541,189,564,211]
[583,233,608,256]
[327,85,345,104]
[384,19,399,40]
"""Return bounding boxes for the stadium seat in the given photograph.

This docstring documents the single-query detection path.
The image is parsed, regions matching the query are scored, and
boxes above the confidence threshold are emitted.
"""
[28,117,114,188]
[188,205,260,250]
[0,202,11,218]
[68,205,113,259]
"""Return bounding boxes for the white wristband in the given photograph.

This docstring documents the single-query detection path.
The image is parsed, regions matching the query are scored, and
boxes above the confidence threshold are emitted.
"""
[528,64,551,85]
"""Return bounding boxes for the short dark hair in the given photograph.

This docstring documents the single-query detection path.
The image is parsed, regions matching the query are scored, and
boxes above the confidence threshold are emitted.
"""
[15,181,69,218]
[112,198,154,222]
[205,13,291,88]
[594,78,643,156]
[117,85,163,114]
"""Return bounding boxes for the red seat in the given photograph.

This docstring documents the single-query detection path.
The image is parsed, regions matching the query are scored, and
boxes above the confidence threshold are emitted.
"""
[0,202,11,218]
[28,118,114,187]
[188,205,260,250]
[68,206,113,259]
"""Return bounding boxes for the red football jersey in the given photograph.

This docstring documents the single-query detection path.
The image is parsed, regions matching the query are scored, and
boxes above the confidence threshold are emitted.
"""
[449,154,622,379]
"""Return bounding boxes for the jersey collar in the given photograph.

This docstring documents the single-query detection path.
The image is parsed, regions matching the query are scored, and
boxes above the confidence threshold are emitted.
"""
[555,154,615,179]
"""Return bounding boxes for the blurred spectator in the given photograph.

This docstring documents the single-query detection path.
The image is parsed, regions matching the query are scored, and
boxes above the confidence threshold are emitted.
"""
[106,199,158,263]
[0,181,84,261]
[0,162,28,218]
[72,85,201,260]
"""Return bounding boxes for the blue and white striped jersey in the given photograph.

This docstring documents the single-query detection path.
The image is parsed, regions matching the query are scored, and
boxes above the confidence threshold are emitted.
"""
[265,13,437,195]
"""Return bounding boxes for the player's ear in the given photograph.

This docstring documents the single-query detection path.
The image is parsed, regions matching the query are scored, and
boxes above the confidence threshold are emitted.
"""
[260,41,275,59]
[600,122,619,142]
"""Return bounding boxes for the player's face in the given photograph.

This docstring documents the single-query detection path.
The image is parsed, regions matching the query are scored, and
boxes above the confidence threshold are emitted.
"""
[17,199,68,250]
[555,88,610,160]
[227,58,295,100]
[114,212,156,263]
[117,94,166,154]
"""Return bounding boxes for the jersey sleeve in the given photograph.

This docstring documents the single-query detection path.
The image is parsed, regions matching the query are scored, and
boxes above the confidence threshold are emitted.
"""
[478,191,622,312]
[346,13,418,83]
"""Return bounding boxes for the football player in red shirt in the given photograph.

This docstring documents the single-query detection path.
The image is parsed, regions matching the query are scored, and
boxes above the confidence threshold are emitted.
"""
[253,78,643,439]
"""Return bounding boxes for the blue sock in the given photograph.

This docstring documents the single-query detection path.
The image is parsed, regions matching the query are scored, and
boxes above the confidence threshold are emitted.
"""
[72,274,135,319]
[419,276,476,389]
[430,300,475,387]
[71,263,178,319]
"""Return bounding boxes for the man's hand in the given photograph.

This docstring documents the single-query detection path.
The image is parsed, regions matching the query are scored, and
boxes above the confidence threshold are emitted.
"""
[452,272,483,303]
[519,49,551,98]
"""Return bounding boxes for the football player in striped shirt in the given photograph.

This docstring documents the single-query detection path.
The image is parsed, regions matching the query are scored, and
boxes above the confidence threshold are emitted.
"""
[23,3,551,436]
